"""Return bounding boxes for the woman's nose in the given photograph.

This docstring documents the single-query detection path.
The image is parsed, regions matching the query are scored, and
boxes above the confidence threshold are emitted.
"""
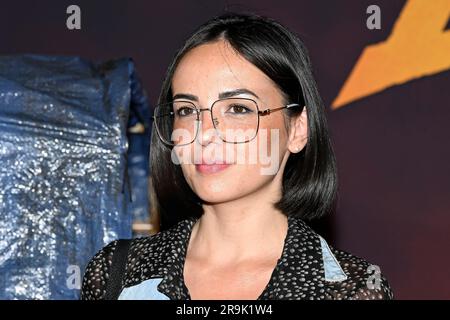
[196,109,218,146]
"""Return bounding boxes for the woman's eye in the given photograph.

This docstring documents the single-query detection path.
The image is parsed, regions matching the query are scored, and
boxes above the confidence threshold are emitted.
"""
[228,104,251,114]
[176,107,195,117]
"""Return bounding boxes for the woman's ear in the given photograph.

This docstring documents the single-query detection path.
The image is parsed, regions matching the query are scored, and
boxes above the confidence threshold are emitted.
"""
[287,106,308,153]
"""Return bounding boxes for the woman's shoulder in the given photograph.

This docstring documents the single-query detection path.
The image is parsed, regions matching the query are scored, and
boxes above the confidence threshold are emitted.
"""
[324,242,394,300]
[294,218,393,299]
[80,231,170,300]
[80,217,195,300]
[80,239,117,300]
[294,218,394,300]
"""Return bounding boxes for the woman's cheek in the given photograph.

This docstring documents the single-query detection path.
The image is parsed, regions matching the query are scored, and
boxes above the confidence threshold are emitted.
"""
[252,127,285,176]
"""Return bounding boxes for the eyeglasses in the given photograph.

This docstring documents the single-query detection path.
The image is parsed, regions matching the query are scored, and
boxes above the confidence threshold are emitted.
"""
[152,97,301,146]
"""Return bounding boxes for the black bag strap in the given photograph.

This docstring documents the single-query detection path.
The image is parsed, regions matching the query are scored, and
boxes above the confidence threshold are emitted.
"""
[104,239,132,300]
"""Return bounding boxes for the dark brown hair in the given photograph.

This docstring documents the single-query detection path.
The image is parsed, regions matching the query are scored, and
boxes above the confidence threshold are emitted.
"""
[150,12,338,230]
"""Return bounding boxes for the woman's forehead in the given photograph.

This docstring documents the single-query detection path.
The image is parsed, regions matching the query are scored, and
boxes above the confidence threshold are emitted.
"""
[172,41,280,102]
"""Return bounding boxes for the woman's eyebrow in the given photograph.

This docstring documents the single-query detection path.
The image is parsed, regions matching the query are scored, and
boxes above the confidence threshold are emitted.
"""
[218,88,260,99]
[172,93,198,101]
[172,88,260,102]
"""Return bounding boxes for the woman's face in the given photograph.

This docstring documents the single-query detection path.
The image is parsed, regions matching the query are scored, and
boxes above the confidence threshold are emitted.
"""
[171,39,306,204]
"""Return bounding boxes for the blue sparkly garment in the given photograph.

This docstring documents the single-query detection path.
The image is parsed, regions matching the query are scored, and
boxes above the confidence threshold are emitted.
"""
[0,55,151,299]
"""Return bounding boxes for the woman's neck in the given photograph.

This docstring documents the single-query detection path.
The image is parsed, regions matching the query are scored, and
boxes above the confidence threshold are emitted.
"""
[187,181,288,266]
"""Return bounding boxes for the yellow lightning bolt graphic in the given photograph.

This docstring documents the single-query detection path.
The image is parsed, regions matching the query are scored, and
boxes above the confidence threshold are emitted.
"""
[332,0,450,109]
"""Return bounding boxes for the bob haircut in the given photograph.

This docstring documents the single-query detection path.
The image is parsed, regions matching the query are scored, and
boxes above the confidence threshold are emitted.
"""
[150,12,338,231]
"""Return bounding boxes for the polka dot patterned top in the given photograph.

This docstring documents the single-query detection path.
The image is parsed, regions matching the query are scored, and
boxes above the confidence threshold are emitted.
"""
[81,215,394,300]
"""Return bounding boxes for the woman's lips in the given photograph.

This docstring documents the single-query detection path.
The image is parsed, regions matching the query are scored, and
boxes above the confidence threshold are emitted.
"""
[195,163,231,174]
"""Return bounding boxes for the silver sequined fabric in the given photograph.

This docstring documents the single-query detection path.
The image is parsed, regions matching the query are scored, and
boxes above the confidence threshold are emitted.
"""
[0,55,136,299]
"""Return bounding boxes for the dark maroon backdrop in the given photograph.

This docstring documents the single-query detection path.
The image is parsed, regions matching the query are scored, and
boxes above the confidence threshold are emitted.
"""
[1,0,448,299]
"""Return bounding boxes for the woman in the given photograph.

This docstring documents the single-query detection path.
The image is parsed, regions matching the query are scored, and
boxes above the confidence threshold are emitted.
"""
[81,12,393,300]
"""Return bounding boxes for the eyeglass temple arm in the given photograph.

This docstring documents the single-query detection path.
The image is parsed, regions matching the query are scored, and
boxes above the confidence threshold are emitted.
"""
[152,111,174,120]
[258,103,300,116]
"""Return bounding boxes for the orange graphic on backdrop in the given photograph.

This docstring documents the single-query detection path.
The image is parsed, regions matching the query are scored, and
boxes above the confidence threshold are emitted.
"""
[332,0,450,109]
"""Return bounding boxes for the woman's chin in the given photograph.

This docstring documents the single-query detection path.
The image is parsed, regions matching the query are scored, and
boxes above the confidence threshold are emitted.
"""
[196,191,232,204]
[193,184,239,204]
